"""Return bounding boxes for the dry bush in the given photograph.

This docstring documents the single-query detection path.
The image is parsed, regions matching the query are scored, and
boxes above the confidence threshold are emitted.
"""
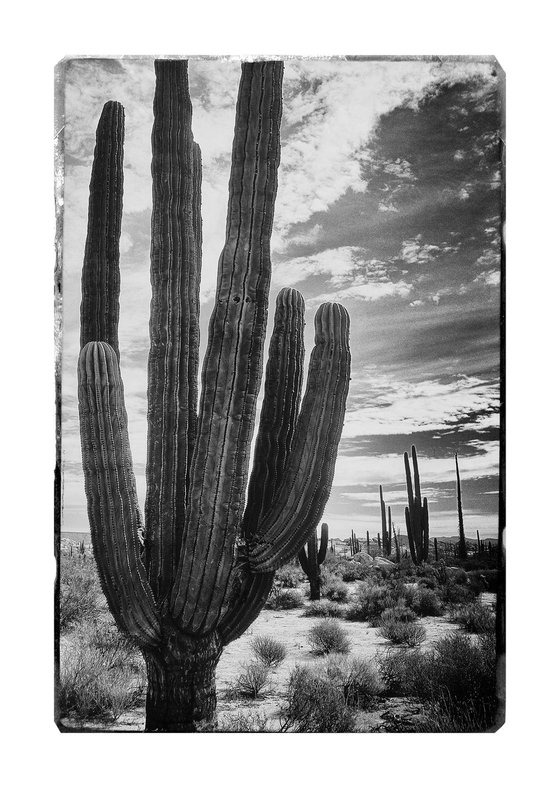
[250,635,287,668]
[219,711,272,732]
[225,662,271,700]
[275,564,303,588]
[59,553,102,631]
[323,655,382,710]
[339,560,371,582]
[379,605,417,625]
[265,588,304,610]
[411,587,443,617]
[280,665,355,732]
[377,632,498,731]
[378,616,426,647]
[451,602,496,633]
[303,600,343,618]
[322,576,349,603]
[307,620,351,655]
[58,619,145,721]
[345,580,395,623]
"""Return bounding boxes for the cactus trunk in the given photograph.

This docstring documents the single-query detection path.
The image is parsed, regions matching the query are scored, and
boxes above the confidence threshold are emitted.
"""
[144,634,222,732]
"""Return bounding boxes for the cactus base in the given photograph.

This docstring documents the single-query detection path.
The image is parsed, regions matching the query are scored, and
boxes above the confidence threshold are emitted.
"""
[144,631,222,732]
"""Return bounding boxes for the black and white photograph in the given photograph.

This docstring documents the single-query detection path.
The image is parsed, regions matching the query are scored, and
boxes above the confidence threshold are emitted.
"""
[54,54,505,734]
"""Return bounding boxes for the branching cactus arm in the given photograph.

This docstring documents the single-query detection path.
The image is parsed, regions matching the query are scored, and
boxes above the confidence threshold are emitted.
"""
[170,62,284,634]
[145,60,203,603]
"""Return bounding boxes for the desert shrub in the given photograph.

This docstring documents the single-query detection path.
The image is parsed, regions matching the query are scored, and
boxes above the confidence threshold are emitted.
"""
[415,696,500,733]
[323,655,382,710]
[322,577,349,603]
[226,662,271,700]
[393,581,417,609]
[439,579,476,606]
[345,580,395,623]
[250,635,287,668]
[59,554,102,631]
[412,587,443,617]
[451,602,496,634]
[275,564,303,588]
[58,620,146,721]
[378,616,426,647]
[219,711,272,732]
[307,620,351,655]
[380,605,417,625]
[281,665,355,732]
[339,560,371,582]
[466,569,501,594]
[265,588,304,610]
[303,599,343,618]
[377,632,497,731]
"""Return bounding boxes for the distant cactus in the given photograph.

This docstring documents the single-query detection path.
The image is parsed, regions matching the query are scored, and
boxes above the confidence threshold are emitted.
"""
[434,536,439,562]
[76,60,351,731]
[394,527,401,562]
[404,446,429,564]
[299,523,329,600]
[455,454,468,559]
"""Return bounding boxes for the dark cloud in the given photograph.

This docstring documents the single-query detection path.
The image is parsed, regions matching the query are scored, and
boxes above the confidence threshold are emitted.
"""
[339,426,500,459]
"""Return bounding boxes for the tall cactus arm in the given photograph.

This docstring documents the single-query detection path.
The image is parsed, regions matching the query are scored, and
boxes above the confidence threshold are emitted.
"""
[217,571,275,647]
[242,288,305,538]
[298,546,309,575]
[404,506,417,565]
[422,497,429,561]
[171,62,284,633]
[80,101,124,356]
[78,342,161,648]
[248,302,351,572]
[404,451,415,514]
[145,60,203,603]
[317,522,329,565]
[218,287,305,644]
[412,445,422,503]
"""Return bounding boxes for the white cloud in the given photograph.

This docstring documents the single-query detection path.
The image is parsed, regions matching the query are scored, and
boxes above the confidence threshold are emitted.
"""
[343,373,500,438]
[397,235,440,265]
[474,270,500,287]
[332,443,499,488]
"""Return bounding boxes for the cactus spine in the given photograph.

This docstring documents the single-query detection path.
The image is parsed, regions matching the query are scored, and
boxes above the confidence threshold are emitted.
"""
[404,445,429,564]
[299,522,329,600]
[77,60,351,731]
[455,453,467,560]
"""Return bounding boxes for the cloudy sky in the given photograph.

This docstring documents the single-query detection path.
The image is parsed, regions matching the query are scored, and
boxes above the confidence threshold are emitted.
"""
[59,56,503,540]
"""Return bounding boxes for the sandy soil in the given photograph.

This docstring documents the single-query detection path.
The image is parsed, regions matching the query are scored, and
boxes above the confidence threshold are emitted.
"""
[60,582,495,732]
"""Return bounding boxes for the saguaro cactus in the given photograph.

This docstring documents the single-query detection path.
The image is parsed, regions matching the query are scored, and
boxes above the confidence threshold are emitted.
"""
[456,453,468,559]
[380,485,390,556]
[404,445,429,564]
[299,522,329,600]
[76,60,351,731]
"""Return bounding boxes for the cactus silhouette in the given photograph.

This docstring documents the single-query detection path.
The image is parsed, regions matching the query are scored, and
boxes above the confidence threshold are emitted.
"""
[298,522,329,600]
[455,453,468,559]
[403,445,429,564]
[77,60,351,731]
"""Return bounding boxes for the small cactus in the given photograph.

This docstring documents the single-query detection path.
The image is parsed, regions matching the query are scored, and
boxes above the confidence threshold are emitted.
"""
[299,522,329,600]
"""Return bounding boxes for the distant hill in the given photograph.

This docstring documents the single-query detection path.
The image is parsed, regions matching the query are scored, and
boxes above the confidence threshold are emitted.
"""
[61,531,91,545]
